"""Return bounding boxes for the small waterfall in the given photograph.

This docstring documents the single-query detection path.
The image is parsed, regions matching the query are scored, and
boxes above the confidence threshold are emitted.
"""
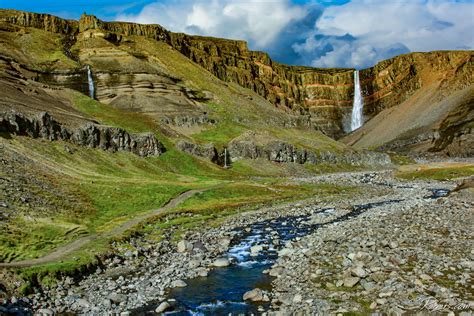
[87,65,95,99]
[351,70,363,131]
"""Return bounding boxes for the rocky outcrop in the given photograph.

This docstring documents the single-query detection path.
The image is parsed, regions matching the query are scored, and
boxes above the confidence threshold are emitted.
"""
[0,10,77,34]
[176,140,218,163]
[0,112,165,157]
[429,92,474,157]
[228,135,391,166]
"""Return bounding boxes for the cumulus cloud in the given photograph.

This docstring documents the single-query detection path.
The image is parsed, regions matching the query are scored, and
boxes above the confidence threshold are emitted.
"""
[116,0,307,49]
[303,0,474,68]
[116,0,474,69]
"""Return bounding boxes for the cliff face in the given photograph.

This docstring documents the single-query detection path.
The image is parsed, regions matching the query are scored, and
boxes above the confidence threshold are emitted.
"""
[0,112,165,157]
[0,10,472,139]
[361,51,473,117]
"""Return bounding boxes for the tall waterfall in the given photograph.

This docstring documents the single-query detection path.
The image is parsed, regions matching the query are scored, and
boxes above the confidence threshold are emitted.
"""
[87,65,95,99]
[351,70,363,131]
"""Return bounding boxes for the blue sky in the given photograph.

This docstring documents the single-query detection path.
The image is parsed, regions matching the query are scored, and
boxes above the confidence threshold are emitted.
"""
[2,0,473,68]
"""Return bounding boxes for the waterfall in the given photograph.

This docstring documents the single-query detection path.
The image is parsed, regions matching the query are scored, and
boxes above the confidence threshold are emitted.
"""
[351,70,363,131]
[224,148,228,168]
[87,65,95,99]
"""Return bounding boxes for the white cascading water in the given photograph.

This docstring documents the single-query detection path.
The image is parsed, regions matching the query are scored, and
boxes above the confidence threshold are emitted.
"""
[87,65,95,99]
[351,70,363,131]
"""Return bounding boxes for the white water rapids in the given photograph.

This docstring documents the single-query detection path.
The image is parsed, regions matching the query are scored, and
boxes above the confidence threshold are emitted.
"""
[87,65,95,99]
[351,70,363,131]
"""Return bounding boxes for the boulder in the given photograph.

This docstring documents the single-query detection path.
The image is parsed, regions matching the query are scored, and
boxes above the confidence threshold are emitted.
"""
[211,258,230,267]
[343,277,360,288]
[243,288,264,302]
[155,301,171,313]
[108,292,127,303]
[177,240,193,253]
[171,280,187,288]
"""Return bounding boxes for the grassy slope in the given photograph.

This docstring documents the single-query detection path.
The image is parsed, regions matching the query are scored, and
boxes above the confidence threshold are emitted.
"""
[395,162,474,180]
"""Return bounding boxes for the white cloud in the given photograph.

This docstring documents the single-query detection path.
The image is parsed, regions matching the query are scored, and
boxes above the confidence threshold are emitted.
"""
[305,0,474,68]
[116,0,306,48]
[116,0,474,68]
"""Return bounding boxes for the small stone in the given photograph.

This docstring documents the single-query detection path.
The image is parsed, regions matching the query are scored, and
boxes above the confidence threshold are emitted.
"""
[218,238,231,248]
[379,291,393,298]
[420,274,432,281]
[243,288,264,302]
[278,248,294,256]
[351,266,367,278]
[370,302,377,309]
[293,294,303,303]
[177,240,193,253]
[343,277,360,288]
[108,293,127,303]
[250,245,264,255]
[155,302,171,313]
[76,298,90,308]
[211,258,230,267]
[376,298,387,305]
[171,280,187,288]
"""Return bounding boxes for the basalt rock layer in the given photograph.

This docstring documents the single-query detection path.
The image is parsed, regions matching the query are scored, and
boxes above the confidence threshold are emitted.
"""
[227,131,391,166]
[1,9,472,139]
[0,111,165,157]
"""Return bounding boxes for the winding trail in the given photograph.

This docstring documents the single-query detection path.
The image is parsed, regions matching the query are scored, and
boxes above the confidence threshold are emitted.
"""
[0,189,205,268]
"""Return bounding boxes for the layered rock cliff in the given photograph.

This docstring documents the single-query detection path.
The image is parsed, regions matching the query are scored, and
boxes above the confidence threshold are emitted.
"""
[0,9,472,140]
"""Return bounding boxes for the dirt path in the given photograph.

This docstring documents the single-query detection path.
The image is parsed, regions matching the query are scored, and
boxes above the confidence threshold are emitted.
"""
[0,189,204,268]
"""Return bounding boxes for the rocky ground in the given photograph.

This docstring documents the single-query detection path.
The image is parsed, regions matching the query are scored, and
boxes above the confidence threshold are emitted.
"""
[1,170,473,315]
[268,174,474,315]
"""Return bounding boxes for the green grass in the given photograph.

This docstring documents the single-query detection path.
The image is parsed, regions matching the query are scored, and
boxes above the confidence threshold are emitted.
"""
[191,120,248,147]
[71,93,157,133]
[389,153,416,165]
[0,218,87,262]
[396,165,474,180]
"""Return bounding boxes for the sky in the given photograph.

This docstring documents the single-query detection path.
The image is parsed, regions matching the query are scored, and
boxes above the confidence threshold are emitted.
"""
[2,0,473,69]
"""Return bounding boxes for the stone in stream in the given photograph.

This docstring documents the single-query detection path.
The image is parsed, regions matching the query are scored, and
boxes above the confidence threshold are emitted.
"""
[243,288,264,302]
[155,301,171,313]
[250,245,264,255]
[171,280,187,288]
[177,240,193,253]
[211,257,230,267]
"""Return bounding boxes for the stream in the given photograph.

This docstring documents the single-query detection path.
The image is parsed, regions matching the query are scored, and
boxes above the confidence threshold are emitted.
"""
[128,183,452,315]
[137,198,418,315]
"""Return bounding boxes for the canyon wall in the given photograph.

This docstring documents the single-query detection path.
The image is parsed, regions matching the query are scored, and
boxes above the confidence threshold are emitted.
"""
[0,10,472,138]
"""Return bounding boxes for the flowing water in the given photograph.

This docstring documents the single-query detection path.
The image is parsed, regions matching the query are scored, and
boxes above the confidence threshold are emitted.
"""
[351,70,363,131]
[87,65,95,99]
[138,199,415,315]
